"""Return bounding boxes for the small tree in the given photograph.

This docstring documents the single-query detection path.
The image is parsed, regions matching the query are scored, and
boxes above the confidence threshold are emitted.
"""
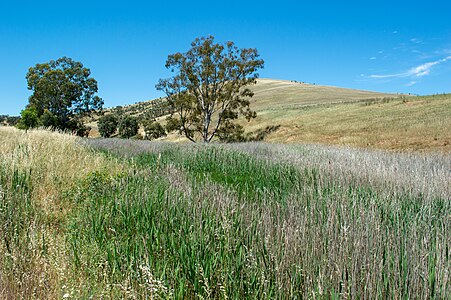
[156,36,264,142]
[118,116,138,138]
[143,120,166,140]
[17,106,40,132]
[98,114,118,138]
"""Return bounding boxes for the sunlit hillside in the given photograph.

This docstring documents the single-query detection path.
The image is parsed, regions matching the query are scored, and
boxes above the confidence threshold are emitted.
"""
[88,79,450,151]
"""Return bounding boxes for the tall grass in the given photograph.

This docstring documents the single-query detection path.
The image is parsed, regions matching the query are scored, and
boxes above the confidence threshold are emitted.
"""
[1,128,449,298]
[81,138,450,299]
[0,127,121,298]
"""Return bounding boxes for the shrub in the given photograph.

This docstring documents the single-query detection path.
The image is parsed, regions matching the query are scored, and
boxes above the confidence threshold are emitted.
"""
[98,114,118,138]
[118,116,138,138]
[143,120,166,140]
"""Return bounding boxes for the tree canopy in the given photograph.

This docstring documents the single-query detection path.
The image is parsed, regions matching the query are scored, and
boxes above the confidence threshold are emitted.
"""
[25,57,103,132]
[98,114,118,138]
[156,36,264,142]
[118,116,139,138]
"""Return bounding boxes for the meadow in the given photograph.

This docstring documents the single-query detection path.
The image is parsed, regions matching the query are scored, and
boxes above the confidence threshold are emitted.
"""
[0,126,449,299]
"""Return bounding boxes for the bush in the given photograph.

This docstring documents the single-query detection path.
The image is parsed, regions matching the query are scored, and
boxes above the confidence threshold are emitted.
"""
[143,120,166,140]
[98,114,118,138]
[17,107,41,132]
[118,116,138,139]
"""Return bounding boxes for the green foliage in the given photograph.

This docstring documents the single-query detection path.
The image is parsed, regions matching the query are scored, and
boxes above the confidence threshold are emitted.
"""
[2,130,449,298]
[217,122,246,142]
[142,119,166,140]
[118,116,138,138]
[39,109,59,128]
[17,106,41,131]
[217,124,281,143]
[97,114,118,138]
[156,35,264,142]
[25,57,103,133]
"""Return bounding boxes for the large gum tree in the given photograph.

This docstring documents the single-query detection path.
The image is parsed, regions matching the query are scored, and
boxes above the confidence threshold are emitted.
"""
[156,36,264,142]
[25,57,103,132]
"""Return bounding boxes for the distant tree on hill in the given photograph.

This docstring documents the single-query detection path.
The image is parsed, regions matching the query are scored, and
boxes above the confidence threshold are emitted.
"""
[143,120,166,140]
[118,116,138,138]
[24,57,103,134]
[98,114,118,138]
[0,115,20,126]
[156,35,264,142]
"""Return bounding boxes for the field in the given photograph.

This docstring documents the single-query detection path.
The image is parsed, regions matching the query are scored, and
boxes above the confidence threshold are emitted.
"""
[1,126,449,299]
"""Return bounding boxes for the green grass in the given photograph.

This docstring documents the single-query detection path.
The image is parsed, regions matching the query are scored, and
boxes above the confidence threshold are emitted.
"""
[1,128,449,298]
[66,141,450,298]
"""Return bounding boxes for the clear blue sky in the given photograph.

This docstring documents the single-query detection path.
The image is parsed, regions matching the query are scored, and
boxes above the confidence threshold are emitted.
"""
[1,0,450,115]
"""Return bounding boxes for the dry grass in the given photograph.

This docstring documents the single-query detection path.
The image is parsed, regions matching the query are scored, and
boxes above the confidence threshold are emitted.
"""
[249,78,399,110]
[0,127,122,299]
[239,92,451,151]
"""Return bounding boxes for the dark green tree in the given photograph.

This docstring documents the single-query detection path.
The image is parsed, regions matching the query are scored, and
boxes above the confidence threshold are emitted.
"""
[143,119,166,140]
[17,106,41,132]
[118,116,138,138]
[25,57,103,133]
[98,114,118,138]
[40,109,59,128]
[156,36,264,142]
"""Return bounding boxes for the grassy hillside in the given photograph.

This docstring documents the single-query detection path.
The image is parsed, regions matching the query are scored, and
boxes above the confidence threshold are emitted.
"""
[249,78,399,109]
[93,79,451,151]
[1,127,449,298]
[243,90,451,151]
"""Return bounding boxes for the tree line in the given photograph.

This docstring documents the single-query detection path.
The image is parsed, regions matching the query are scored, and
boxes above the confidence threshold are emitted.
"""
[17,36,264,142]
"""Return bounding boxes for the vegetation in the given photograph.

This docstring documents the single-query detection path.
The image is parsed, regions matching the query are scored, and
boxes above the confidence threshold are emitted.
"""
[118,115,139,138]
[23,57,103,134]
[97,78,451,151]
[16,106,40,132]
[143,119,167,140]
[98,114,118,138]
[1,127,449,299]
[156,36,264,142]
[0,115,20,126]
[239,84,451,151]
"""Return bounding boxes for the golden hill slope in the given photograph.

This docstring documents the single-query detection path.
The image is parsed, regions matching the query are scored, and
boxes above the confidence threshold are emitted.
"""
[248,78,399,110]
[243,92,450,151]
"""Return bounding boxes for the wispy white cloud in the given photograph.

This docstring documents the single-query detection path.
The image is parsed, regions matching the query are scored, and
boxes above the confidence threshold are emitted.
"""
[369,56,451,79]
[370,57,377,60]
[406,81,417,87]
[410,38,422,44]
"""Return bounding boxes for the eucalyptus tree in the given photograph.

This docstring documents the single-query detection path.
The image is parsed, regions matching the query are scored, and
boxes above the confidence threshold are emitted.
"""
[25,57,103,132]
[156,36,264,142]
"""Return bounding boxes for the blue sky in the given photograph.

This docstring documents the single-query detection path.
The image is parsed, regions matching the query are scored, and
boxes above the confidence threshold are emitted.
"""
[1,0,450,115]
